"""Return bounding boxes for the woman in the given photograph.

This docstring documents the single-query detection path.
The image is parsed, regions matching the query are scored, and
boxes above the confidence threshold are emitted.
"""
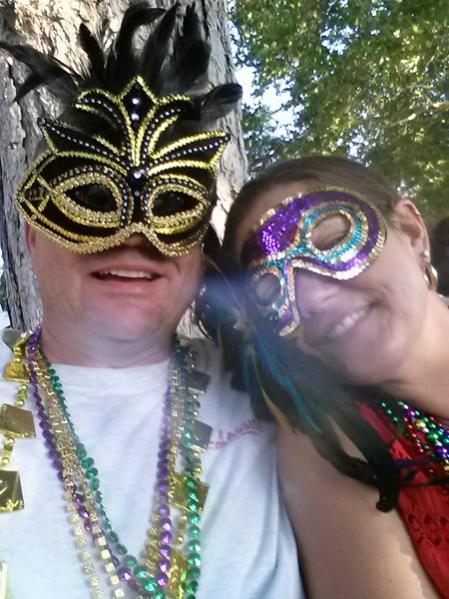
[200,156,449,598]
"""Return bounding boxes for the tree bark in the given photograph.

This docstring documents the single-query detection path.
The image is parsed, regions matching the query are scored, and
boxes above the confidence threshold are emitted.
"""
[0,0,246,330]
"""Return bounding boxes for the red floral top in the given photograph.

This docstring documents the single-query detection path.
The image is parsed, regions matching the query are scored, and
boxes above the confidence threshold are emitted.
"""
[359,404,449,599]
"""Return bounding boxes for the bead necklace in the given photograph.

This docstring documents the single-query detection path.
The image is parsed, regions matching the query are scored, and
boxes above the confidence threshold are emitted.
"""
[379,399,449,478]
[26,328,211,599]
[0,333,36,513]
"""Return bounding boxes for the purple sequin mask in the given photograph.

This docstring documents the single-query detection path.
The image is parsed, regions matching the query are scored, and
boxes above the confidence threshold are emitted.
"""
[241,189,387,336]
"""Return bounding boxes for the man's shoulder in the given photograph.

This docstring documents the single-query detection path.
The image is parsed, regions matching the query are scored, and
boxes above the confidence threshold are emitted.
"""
[0,326,16,366]
[186,337,275,450]
[187,336,253,407]
[187,337,235,387]
[187,337,220,372]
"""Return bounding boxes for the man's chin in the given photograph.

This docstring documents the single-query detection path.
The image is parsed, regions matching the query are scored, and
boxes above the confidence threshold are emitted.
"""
[87,311,166,343]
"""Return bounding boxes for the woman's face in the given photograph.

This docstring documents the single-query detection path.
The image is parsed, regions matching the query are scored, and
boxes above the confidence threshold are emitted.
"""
[234,181,431,386]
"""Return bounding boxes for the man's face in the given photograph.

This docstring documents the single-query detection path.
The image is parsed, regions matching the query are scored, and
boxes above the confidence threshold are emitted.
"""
[26,226,202,348]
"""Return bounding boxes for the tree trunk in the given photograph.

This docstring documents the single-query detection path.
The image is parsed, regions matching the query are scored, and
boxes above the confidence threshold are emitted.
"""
[0,0,247,331]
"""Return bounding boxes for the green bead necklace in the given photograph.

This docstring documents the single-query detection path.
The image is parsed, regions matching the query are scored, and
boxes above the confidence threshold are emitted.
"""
[27,329,211,599]
[380,399,449,477]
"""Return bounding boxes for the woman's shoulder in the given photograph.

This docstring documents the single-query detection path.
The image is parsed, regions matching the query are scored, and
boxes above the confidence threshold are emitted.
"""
[277,428,438,598]
[277,426,376,507]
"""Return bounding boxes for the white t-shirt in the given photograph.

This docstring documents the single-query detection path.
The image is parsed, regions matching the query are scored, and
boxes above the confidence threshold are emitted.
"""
[0,336,303,598]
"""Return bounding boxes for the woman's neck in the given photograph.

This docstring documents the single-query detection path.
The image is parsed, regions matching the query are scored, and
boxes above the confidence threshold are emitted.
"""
[381,295,449,419]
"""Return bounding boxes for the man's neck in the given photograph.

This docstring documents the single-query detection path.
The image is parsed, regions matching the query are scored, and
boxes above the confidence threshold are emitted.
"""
[39,321,172,368]
[381,296,449,419]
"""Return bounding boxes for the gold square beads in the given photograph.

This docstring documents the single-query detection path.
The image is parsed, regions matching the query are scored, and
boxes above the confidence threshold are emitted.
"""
[3,361,28,383]
[186,371,210,395]
[0,469,24,512]
[0,405,36,439]
[192,420,212,450]
[173,473,208,513]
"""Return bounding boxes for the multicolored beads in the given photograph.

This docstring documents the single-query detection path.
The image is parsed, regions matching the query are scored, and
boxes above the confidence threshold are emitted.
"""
[380,399,449,477]
[0,333,36,513]
[26,328,210,598]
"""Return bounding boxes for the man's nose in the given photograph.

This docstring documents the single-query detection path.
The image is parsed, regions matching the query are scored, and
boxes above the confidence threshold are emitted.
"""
[121,234,162,254]
[294,269,341,320]
[122,234,150,248]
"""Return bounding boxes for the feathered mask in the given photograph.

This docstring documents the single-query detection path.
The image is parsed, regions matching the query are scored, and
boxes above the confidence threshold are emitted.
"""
[0,2,242,256]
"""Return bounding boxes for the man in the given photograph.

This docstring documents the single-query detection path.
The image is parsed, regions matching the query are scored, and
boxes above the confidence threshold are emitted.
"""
[0,4,302,598]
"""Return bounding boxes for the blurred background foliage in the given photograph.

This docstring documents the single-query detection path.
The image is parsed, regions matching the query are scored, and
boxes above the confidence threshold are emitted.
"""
[232,0,449,223]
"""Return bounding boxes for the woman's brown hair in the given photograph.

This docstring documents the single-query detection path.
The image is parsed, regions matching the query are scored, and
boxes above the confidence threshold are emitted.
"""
[224,155,400,255]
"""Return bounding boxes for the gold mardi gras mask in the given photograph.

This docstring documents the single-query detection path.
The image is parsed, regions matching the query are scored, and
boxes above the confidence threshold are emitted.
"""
[17,77,229,256]
[2,4,241,256]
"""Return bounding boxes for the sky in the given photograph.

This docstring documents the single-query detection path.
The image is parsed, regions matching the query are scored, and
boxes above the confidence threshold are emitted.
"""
[236,64,294,135]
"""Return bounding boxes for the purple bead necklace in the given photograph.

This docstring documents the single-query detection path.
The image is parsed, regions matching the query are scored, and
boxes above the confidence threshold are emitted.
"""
[26,327,205,598]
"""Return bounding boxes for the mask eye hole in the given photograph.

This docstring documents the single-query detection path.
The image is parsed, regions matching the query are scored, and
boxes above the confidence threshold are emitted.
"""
[66,184,117,212]
[152,191,197,216]
[253,273,281,306]
[312,214,351,250]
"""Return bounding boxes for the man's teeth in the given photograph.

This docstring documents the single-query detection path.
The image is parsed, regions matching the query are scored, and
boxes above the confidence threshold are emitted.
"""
[328,306,369,340]
[99,270,155,280]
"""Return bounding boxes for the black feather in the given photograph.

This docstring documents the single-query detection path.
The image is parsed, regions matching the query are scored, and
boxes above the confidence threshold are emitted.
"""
[79,24,105,83]
[14,72,74,102]
[139,3,179,95]
[0,42,77,77]
[0,41,78,101]
[165,4,210,93]
[0,2,241,145]
[193,83,243,123]
[116,3,164,59]
[14,72,46,102]
[107,3,165,87]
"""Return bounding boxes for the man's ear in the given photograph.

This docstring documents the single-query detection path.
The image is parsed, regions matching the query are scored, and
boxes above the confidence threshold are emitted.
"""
[24,222,36,254]
[392,199,430,257]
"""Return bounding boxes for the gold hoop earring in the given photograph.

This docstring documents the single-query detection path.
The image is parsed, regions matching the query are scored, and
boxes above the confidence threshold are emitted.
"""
[422,250,439,291]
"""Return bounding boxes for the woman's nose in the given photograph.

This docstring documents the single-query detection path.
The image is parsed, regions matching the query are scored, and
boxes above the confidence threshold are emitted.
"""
[294,269,341,320]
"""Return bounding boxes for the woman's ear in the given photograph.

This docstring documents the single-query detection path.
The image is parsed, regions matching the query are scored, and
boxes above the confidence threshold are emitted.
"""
[392,199,430,257]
